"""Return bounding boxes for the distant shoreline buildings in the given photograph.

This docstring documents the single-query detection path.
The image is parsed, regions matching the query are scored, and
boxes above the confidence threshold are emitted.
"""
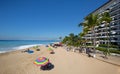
[83,0,120,46]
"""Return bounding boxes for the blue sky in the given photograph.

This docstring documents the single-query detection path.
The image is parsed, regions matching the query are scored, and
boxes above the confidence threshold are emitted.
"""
[0,0,108,40]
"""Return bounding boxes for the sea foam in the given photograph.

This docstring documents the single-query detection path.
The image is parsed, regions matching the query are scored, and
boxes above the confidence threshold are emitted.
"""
[13,44,43,50]
[0,44,43,53]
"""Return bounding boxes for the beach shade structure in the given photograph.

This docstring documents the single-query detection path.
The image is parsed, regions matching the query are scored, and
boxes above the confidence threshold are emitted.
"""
[34,57,49,66]
[34,57,54,70]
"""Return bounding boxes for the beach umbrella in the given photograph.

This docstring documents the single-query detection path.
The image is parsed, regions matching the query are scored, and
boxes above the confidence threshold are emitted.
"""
[34,57,49,66]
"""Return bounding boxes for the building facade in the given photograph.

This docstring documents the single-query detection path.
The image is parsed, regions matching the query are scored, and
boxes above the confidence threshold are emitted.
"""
[83,0,120,46]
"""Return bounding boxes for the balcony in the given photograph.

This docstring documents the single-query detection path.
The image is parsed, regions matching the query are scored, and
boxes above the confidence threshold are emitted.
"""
[110,3,120,13]
[111,31,116,34]
[98,27,110,30]
[110,34,120,37]
[111,29,120,32]
[85,34,92,37]
[84,37,91,39]
[99,32,110,34]
[110,7,120,13]
[110,22,119,27]
[99,40,110,42]
[111,40,117,42]
[99,36,107,38]
[110,27,118,30]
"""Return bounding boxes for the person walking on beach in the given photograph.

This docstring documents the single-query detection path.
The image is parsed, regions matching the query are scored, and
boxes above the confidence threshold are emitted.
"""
[86,48,91,57]
[27,48,30,52]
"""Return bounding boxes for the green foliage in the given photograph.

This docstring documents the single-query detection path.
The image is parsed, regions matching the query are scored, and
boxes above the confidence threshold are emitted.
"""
[86,43,93,46]
[84,14,99,28]
[99,12,112,23]
[99,44,108,47]
[109,49,120,54]
[79,32,85,37]
[110,45,119,48]
[96,47,107,52]
[96,47,120,54]
[62,33,85,47]
[99,44,118,48]
[62,36,69,44]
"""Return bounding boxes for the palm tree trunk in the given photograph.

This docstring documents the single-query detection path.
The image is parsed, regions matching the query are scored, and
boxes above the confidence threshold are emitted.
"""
[92,27,96,58]
[105,22,110,57]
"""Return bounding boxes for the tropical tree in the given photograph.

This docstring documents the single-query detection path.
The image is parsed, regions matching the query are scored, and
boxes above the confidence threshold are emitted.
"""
[78,27,89,46]
[78,21,90,46]
[62,33,75,46]
[66,33,72,46]
[72,35,79,47]
[99,12,112,57]
[78,14,99,58]
[62,33,81,46]
[62,36,69,44]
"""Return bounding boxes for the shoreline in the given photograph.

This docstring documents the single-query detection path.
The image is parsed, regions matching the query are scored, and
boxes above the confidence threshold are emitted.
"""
[0,44,48,54]
[0,40,60,54]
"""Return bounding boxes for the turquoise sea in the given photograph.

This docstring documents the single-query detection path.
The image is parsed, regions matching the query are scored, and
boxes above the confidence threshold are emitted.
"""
[0,40,60,53]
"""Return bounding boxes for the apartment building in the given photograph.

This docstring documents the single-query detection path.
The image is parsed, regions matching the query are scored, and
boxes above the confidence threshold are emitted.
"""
[84,0,120,46]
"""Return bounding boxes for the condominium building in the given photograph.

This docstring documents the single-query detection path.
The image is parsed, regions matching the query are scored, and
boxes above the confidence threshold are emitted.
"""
[83,0,120,46]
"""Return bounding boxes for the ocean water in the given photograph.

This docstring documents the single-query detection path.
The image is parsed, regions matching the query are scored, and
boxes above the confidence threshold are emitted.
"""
[0,40,60,53]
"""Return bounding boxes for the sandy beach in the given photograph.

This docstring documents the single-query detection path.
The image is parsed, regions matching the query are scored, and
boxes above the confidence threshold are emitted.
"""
[0,45,120,74]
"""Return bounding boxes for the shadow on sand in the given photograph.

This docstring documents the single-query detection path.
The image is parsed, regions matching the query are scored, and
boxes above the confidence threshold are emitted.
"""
[50,51,55,54]
[100,55,108,59]
[40,63,54,71]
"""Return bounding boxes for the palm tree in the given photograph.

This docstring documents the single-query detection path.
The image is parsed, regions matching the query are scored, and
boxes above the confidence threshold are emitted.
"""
[78,14,99,58]
[73,35,80,47]
[78,20,90,46]
[68,33,75,46]
[62,33,75,46]
[78,27,89,45]
[79,32,85,37]
[99,12,112,57]
[78,32,85,46]
[62,36,69,44]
